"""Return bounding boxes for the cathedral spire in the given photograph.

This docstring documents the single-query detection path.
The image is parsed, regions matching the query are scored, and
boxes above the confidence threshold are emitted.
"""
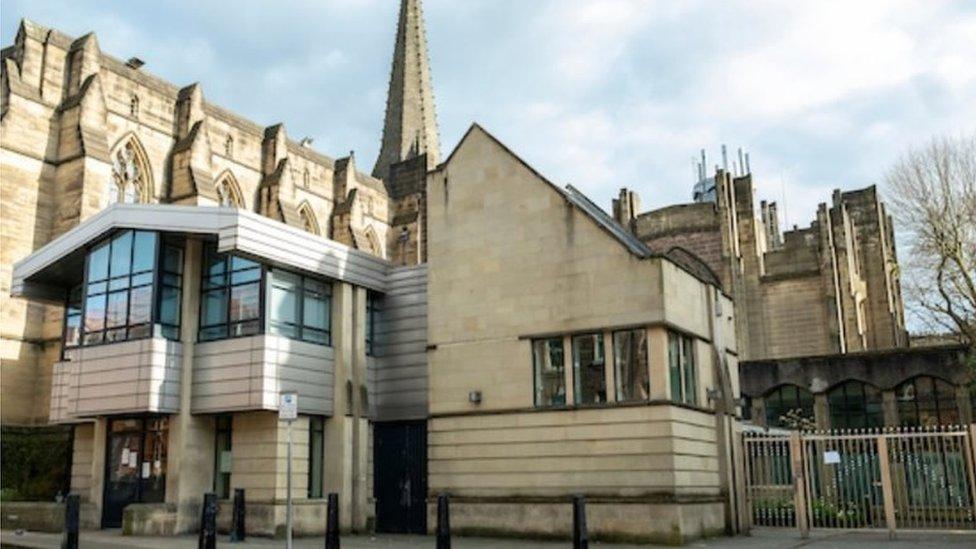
[372,0,440,180]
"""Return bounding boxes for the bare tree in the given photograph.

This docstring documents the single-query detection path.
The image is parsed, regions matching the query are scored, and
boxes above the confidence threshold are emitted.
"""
[886,134,976,345]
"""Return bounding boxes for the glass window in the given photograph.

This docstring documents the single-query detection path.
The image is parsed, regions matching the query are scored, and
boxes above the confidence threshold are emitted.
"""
[157,245,183,340]
[533,338,566,407]
[828,380,883,430]
[308,417,324,498]
[614,329,649,402]
[78,230,159,345]
[213,415,232,499]
[764,385,815,429]
[267,268,331,345]
[199,245,262,341]
[668,331,697,406]
[573,333,606,405]
[64,286,83,349]
[365,292,378,355]
[896,376,958,427]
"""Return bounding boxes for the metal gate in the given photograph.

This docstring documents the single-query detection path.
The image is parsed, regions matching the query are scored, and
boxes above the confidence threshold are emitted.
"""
[743,425,976,535]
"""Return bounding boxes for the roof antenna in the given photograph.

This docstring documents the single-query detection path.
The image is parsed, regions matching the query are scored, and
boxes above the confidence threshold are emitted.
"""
[745,152,751,174]
[721,144,728,173]
[700,149,707,179]
[738,148,745,177]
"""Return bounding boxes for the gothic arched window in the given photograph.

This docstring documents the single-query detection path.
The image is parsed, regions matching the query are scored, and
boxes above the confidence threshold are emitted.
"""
[298,203,319,235]
[129,94,140,118]
[896,376,958,427]
[827,380,884,430]
[225,135,234,158]
[303,169,311,189]
[764,384,815,429]
[214,174,243,208]
[107,137,151,206]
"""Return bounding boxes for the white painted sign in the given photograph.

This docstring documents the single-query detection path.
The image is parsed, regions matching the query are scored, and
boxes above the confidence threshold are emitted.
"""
[824,450,841,464]
[279,391,298,421]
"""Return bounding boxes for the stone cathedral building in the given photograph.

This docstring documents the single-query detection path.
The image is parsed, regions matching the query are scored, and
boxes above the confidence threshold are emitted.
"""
[612,169,908,361]
[0,0,923,543]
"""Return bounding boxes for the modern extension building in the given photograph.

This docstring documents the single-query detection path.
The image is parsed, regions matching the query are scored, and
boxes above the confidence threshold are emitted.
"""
[2,0,746,542]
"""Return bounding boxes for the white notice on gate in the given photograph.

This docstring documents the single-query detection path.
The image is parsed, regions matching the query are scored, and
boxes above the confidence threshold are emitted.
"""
[141,462,151,479]
[824,450,841,464]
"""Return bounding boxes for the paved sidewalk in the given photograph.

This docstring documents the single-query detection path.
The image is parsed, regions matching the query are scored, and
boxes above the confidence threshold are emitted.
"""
[2,528,975,548]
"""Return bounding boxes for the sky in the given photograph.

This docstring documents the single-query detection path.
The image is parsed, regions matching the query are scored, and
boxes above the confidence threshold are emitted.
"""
[2,0,975,228]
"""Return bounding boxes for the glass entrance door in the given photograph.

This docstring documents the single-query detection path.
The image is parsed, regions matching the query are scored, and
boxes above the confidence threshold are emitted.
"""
[102,417,168,528]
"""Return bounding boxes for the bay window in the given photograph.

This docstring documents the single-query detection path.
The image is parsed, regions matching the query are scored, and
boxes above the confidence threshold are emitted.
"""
[65,230,182,349]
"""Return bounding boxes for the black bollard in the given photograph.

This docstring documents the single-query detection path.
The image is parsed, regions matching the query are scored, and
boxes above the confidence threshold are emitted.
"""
[325,492,340,549]
[573,494,588,549]
[62,493,79,549]
[230,488,246,542]
[436,493,451,549]
[199,492,217,549]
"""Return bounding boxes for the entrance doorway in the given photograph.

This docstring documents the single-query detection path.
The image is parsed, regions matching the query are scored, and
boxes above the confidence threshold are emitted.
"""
[374,421,427,533]
[102,416,169,528]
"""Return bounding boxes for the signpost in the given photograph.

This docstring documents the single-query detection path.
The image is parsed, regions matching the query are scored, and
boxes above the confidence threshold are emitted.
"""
[280,391,298,549]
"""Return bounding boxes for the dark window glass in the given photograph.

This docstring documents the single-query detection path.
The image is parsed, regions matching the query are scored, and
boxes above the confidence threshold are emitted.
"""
[308,417,324,498]
[764,385,815,429]
[199,245,262,341]
[533,338,565,407]
[365,292,377,356]
[267,268,331,345]
[572,333,606,405]
[213,415,232,499]
[668,331,698,405]
[896,376,959,427]
[828,380,883,430]
[614,329,649,402]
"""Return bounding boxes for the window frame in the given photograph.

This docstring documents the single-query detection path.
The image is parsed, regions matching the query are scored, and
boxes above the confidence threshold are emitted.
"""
[572,332,607,405]
[763,384,815,428]
[266,267,332,346]
[532,337,566,408]
[895,376,959,427]
[365,292,378,356]
[64,230,183,351]
[198,245,265,342]
[612,328,650,402]
[307,416,325,499]
[827,380,884,430]
[667,330,698,406]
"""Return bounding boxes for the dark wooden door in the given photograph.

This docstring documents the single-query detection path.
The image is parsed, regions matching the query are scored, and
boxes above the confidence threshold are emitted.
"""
[374,421,427,534]
[102,417,169,528]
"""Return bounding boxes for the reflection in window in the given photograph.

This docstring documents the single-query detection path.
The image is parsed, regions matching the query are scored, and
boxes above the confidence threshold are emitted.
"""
[81,231,157,345]
[896,376,958,427]
[828,380,883,429]
[614,329,649,402]
[764,385,815,429]
[668,331,697,405]
[308,416,324,498]
[64,285,82,349]
[267,268,331,345]
[199,245,262,341]
[158,245,183,340]
[573,333,606,405]
[213,415,232,499]
[532,338,565,407]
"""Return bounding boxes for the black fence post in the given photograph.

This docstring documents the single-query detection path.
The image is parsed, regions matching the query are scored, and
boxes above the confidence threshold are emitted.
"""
[62,493,79,549]
[436,493,450,549]
[326,492,339,549]
[230,488,246,542]
[199,492,217,549]
[573,494,588,549]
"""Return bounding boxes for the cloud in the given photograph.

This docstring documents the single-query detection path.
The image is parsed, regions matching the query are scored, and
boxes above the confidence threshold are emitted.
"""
[1,0,973,229]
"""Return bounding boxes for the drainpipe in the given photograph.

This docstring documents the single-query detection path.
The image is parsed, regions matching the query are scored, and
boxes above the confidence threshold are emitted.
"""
[707,287,741,535]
